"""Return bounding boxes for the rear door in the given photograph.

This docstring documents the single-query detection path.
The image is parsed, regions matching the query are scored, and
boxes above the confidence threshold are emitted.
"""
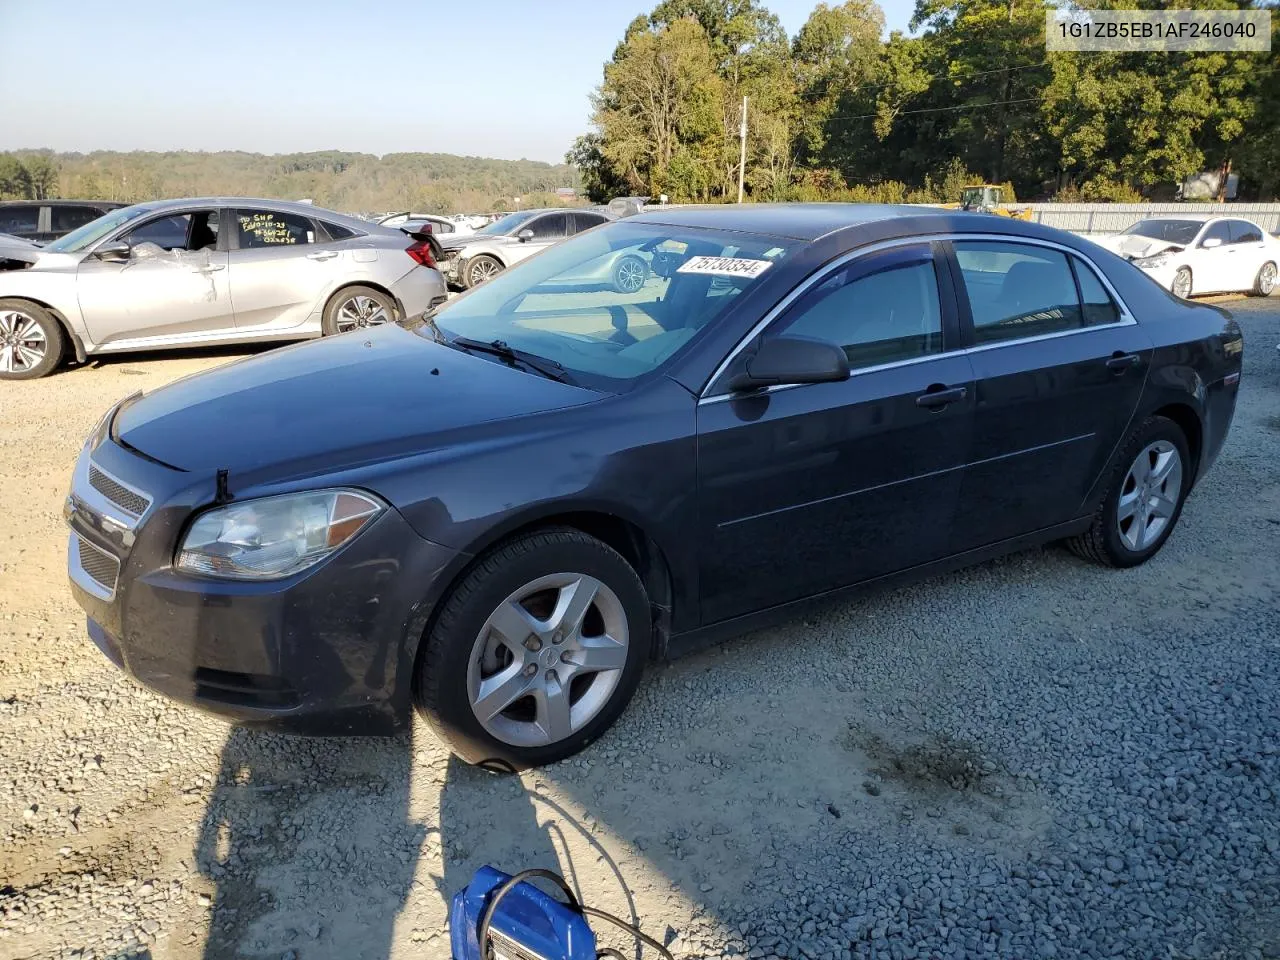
[944,238,1151,552]
[226,207,345,330]
[1227,220,1267,291]
[75,209,233,345]
[696,242,976,623]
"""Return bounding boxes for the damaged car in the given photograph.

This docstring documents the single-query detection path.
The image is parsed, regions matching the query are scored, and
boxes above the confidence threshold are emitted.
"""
[1097,216,1278,299]
[436,208,613,289]
[0,198,446,380]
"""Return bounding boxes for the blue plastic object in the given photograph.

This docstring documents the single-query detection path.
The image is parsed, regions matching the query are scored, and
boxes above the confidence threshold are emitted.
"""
[450,866,597,960]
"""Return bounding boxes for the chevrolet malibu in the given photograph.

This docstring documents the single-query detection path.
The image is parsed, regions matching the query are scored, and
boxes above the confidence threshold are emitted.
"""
[65,205,1243,767]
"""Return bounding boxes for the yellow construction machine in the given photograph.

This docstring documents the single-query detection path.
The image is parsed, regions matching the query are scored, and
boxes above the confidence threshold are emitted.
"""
[944,185,1033,220]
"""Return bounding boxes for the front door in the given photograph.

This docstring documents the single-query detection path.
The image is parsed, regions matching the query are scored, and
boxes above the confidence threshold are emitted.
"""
[226,207,344,330]
[1192,221,1234,294]
[76,209,233,346]
[945,238,1151,552]
[696,243,975,625]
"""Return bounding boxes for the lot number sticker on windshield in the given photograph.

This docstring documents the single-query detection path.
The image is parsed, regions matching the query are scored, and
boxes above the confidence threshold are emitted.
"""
[677,256,773,278]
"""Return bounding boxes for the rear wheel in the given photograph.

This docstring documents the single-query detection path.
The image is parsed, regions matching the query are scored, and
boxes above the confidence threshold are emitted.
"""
[1171,267,1193,299]
[413,528,650,767]
[0,299,63,380]
[321,285,397,336]
[1066,416,1190,568]
[1251,261,1276,297]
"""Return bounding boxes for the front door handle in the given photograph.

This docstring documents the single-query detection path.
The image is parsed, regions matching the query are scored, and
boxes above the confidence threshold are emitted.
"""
[915,384,968,409]
[1106,352,1141,372]
[306,250,339,261]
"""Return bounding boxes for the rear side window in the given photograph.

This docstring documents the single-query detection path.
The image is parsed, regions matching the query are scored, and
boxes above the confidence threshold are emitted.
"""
[776,250,943,369]
[235,209,314,248]
[953,241,1082,343]
[1229,220,1263,244]
[0,204,40,234]
[1072,258,1122,326]
[526,214,569,240]
[574,213,608,232]
[51,205,105,233]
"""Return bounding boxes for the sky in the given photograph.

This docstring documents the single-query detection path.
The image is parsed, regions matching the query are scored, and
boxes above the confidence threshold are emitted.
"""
[0,0,915,165]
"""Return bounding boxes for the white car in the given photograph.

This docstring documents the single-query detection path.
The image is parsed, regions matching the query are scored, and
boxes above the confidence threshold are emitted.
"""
[436,208,614,288]
[1098,216,1278,299]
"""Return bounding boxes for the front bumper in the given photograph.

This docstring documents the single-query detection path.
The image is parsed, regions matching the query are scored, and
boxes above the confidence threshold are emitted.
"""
[1133,261,1178,291]
[65,430,462,735]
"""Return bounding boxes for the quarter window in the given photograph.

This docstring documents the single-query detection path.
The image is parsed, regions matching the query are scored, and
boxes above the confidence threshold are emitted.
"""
[235,209,314,248]
[320,221,356,241]
[774,252,943,369]
[953,241,1082,343]
[1072,258,1122,326]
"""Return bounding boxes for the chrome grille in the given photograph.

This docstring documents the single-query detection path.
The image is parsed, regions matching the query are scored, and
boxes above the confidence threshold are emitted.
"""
[76,536,121,591]
[88,465,150,516]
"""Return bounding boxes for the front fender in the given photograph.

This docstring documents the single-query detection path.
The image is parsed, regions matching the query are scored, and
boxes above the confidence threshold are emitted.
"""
[0,272,87,337]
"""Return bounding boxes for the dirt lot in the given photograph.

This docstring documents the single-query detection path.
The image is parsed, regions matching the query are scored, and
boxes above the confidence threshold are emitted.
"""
[2,301,1279,960]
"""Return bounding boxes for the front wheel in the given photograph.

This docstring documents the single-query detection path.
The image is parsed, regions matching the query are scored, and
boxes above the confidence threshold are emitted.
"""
[1171,267,1193,299]
[0,299,63,380]
[413,528,650,767]
[611,254,649,294]
[1251,261,1276,297]
[1066,416,1190,568]
[465,254,503,288]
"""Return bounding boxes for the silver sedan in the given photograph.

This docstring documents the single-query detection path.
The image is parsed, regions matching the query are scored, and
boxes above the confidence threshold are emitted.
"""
[0,198,447,379]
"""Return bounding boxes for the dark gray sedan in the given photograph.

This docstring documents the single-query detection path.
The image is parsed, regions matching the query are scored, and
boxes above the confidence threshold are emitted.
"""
[64,205,1242,767]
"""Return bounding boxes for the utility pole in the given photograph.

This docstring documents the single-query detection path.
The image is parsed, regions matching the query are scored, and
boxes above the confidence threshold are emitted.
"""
[737,95,748,204]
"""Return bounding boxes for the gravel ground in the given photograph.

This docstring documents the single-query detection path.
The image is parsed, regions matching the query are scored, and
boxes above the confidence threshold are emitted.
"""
[2,301,1278,960]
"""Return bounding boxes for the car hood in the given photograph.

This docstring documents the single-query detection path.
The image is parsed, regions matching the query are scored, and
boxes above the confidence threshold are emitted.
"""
[1098,235,1183,260]
[112,324,601,476]
[0,234,43,267]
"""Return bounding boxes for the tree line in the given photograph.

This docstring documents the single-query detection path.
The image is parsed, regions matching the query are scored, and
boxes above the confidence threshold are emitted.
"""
[0,150,581,215]
[570,0,1280,204]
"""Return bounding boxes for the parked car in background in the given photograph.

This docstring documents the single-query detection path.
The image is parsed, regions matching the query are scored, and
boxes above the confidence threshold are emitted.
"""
[378,212,469,236]
[0,197,445,379]
[1097,216,1278,298]
[63,205,1241,766]
[0,200,126,243]
[436,207,613,288]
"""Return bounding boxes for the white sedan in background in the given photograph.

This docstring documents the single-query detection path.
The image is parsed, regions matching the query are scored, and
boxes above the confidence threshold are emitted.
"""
[1097,216,1278,299]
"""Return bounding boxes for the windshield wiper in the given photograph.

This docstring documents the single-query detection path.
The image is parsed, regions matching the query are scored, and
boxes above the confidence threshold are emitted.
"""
[448,336,578,385]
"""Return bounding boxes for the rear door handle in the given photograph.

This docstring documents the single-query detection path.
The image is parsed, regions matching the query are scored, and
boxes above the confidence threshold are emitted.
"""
[306,250,339,261]
[915,385,968,409]
[1106,352,1141,372]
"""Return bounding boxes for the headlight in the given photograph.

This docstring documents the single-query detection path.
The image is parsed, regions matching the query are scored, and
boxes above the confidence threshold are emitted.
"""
[176,489,384,580]
[1133,253,1172,269]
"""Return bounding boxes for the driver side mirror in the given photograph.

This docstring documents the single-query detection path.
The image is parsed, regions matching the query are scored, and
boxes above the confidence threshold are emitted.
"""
[1201,237,1222,249]
[728,335,851,392]
[94,240,132,262]
[517,228,535,243]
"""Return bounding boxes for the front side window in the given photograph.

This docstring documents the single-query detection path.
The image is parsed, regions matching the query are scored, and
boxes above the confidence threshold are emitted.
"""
[1199,222,1231,247]
[124,211,219,251]
[426,221,796,390]
[953,241,1082,343]
[235,209,314,248]
[774,250,943,369]
[1229,220,1263,244]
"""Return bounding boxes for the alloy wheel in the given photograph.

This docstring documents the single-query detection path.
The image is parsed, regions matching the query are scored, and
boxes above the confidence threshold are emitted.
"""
[467,573,629,748]
[0,309,47,375]
[1172,269,1192,299]
[469,258,500,285]
[334,295,389,333]
[615,258,645,293]
[1260,262,1277,295]
[1117,440,1182,552]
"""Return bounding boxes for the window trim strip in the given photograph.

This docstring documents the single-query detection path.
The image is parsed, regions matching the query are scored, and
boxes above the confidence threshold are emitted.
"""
[699,232,1136,403]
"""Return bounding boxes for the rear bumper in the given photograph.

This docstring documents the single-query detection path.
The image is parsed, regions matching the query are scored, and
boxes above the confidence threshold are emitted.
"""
[391,265,448,319]
[66,435,464,735]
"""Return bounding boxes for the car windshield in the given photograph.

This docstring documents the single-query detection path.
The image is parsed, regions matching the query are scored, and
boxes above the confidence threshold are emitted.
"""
[1121,219,1202,245]
[423,220,796,391]
[44,206,152,252]
[475,211,538,236]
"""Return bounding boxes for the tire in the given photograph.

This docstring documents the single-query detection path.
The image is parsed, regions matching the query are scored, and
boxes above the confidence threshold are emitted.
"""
[1171,267,1193,299]
[0,299,64,380]
[321,285,397,336]
[464,254,504,288]
[1066,415,1191,568]
[1250,261,1276,297]
[611,254,649,294]
[413,527,650,767]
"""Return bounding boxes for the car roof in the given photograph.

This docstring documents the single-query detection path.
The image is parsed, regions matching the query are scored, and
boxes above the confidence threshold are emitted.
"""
[0,199,124,207]
[627,203,939,241]
[117,197,380,231]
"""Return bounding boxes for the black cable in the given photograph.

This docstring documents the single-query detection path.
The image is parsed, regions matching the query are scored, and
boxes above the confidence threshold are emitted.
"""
[474,868,675,960]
